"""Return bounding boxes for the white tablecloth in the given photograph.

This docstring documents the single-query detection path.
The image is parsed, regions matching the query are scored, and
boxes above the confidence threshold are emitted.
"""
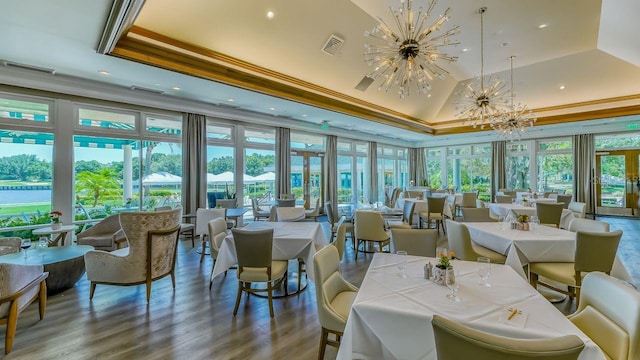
[210,222,327,281]
[396,198,454,221]
[488,203,575,229]
[337,253,604,360]
[464,222,630,281]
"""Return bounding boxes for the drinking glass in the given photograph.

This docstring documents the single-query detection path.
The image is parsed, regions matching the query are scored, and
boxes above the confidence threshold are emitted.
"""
[38,237,48,258]
[530,215,540,233]
[396,250,408,278]
[446,269,460,302]
[21,239,32,259]
[477,257,491,287]
[436,247,448,259]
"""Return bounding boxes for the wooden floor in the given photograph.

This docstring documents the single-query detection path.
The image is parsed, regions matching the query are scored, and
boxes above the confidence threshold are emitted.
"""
[4,216,639,359]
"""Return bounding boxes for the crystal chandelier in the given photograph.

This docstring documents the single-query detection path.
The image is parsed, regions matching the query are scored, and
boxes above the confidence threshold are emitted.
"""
[493,56,537,141]
[364,0,460,99]
[454,7,509,129]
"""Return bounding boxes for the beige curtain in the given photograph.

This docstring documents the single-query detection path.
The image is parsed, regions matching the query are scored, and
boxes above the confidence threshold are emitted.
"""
[276,127,291,198]
[324,135,338,212]
[491,141,506,201]
[181,113,207,214]
[573,134,595,215]
[369,141,378,202]
[409,147,426,186]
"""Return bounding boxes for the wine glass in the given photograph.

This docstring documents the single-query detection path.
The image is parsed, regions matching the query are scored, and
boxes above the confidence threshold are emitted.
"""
[436,247,448,259]
[477,257,491,287]
[530,215,540,233]
[396,250,408,278]
[21,239,32,259]
[446,269,460,302]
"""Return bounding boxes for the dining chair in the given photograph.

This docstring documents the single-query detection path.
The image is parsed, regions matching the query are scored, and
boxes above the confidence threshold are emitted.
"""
[208,218,229,289]
[354,210,390,259]
[280,193,294,200]
[196,208,227,263]
[313,245,358,360]
[156,206,195,246]
[268,205,277,221]
[556,194,572,209]
[85,208,182,302]
[304,198,321,221]
[0,263,48,354]
[251,197,270,221]
[567,202,586,219]
[445,219,506,264]
[403,190,422,198]
[567,272,640,360]
[530,230,623,307]
[0,237,22,255]
[455,192,478,217]
[502,190,517,198]
[390,187,403,208]
[475,199,487,208]
[325,202,355,246]
[277,199,296,207]
[76,214,126,251]
[461,208,496,222]
[387,201,416,229]
[333,220,348,261]
[231,228,288,318]
[567,218,609,233]
[535,202,564,228]
[419,197,446,233]
[543,191,556,198]
[390,228,437,257]
[276,207,305,222]
[431,315,584,360]
[495,195,513,204]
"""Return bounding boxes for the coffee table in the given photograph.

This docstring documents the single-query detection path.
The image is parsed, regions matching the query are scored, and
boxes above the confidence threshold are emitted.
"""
[0,245,94,294]
[33,224,77,246]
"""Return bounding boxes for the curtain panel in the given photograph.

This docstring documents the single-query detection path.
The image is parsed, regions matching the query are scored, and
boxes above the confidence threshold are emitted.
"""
[491,141,507,201]
[573,134,595,215]
[408,147,426,186]
[324,135,338,213]
[181,113,207,214]
[276,127,291,198]
[369,141,378,202]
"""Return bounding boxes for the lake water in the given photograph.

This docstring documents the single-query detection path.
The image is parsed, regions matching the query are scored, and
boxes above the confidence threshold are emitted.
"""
[0,190,51,205]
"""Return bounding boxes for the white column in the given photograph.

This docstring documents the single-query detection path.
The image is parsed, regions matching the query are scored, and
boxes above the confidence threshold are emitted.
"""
[52,99,74,225]
[123,145,132,201]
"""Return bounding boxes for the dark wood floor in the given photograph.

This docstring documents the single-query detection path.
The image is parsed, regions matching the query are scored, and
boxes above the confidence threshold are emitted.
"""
[4,216,639,359]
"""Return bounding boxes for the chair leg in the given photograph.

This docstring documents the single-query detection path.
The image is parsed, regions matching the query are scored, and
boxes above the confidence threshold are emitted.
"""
[200,238,207,263]
[146,280,152,303]
[38,281,47,320]
[5,300,18,354]
[170,270,176,289]
[233,281,243,316]
[267,281,275,318]
[318,327,329,360]
[298,260,303,293]
[89,282,97,300]
[530,272,539,288]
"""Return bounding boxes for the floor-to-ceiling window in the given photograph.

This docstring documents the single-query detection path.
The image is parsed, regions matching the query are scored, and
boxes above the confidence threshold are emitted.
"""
[337,140,368,208]
[445,144,491,199]
[206,123,235,207]
[506,142,530,190]
[290,131,325,208]
[536,138,572,194]
[426,148,443,189]
[377,145,408,201]
[243,127,275,206]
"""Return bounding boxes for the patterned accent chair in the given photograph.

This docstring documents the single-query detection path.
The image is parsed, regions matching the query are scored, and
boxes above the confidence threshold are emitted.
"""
[0,238,21,256]
[76,214,126,251]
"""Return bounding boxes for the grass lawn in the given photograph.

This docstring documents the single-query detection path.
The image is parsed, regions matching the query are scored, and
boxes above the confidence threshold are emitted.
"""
[0,203,50,216]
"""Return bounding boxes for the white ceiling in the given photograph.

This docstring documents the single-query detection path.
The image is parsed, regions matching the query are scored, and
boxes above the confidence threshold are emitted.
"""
[1,0,640,146]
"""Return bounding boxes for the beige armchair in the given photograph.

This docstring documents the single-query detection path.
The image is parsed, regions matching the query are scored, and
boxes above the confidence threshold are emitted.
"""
[304,198,321,222]
[276,207,305,222]
[207,218,229,289]
[432,315,584,360]
[0,238,21,256]
[419,197,446,233]
[85,208,182,303]
[567,218,609,232]
[251,197,270,221]
[446,220,506,264]
[567,202,586,219]
[536,202,564,228]
[313,245,358,359]
[556,194,573,209]
[196,208,227,263]
[568,272,640,360]
[495,195,513,204]
[461,208,496,222]
[530,230,623,307]
[325,202,354,246]
[390,228,438,257]
[332,218,347,261]
[76,214,126,251]
[354,210,390,259]
[387,201,416,229]
[0,263,48,354]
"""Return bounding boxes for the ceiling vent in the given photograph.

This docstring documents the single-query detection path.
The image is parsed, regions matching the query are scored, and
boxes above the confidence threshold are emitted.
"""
[1,60,55,75]
[355,76,375,91]
[130,85,165,95]
[321,34,344,56]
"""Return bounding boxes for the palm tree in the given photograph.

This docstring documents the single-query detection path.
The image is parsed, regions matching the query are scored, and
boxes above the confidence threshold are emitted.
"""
[76,169,121,207]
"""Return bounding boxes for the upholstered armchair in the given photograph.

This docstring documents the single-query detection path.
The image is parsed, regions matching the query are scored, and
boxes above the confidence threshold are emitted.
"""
[84,208,182,302]
[446,220,506,264]
[76,214,126,251]
[0,263,48,354]
[0,238,21,255]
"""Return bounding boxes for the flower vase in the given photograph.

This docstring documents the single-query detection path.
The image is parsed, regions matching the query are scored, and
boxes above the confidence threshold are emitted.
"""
[432,267,455,286]
[51,222,61,230]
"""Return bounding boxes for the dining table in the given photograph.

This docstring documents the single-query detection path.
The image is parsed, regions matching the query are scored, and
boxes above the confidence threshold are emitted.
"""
[210,221,327,285]
[488,203,575,229]
[463,222,631,281]
[337,253,605,360]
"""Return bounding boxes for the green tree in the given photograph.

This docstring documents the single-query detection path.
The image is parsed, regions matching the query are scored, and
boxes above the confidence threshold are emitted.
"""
[76,168,121,207]
[208,155,234,174]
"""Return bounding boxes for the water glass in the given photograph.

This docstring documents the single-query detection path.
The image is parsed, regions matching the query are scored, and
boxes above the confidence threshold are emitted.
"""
[530,215,540,232]
[477,257,491,287]
[446,269,460,302]
[396,251,408,278]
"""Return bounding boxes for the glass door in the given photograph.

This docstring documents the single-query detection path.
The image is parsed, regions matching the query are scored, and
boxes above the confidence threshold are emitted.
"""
[291,151,323,209]
[596,150,640,216]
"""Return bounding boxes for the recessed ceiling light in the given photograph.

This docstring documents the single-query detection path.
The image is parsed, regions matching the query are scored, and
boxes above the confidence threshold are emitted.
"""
[500,42,508,47]
[537,24,548,29]
[559,85,566,90]
[98,70,110,76]
[269,107,276,111]
[427,94,432,98]
[172,86,181,91]
[227,98,235,102]
[461,48,469,52]
[266,10,275,19]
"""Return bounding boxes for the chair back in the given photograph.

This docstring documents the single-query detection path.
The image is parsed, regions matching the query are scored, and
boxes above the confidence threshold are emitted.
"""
[324,201,337,225]
[426,196,446,215]
[333,217,347,261]
[445,220,477,261]
[543,191,556,198]
[502,190,517,198]
[536,203,564,228]
[313,245,355,332]
[390,187,402,207]
[569,272,640,360]
[216,199,237,209]
[476,199,487,208]
[404,190,422,198]
[207,218,228,253]
[0,237,21,255]
[280,193,294,200]
[461,208,495,222]
[390,229,437,257]
[277,199,296,207]
[461,192,477,207]
[276,207,305,222]
[196,208,227,236]
[495,195,513,204]
[556,194,572,209]
[354,211,389,241]
[568,202,586,218]
[574,230,622,273]
[307,198,321,216]
[432,315,584,360]
[232,228,273,269]
[155,206,172,211]
[568,218,610,233]
[252,197,260,212]
[268,205,277,222]
[402,200,416,225]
